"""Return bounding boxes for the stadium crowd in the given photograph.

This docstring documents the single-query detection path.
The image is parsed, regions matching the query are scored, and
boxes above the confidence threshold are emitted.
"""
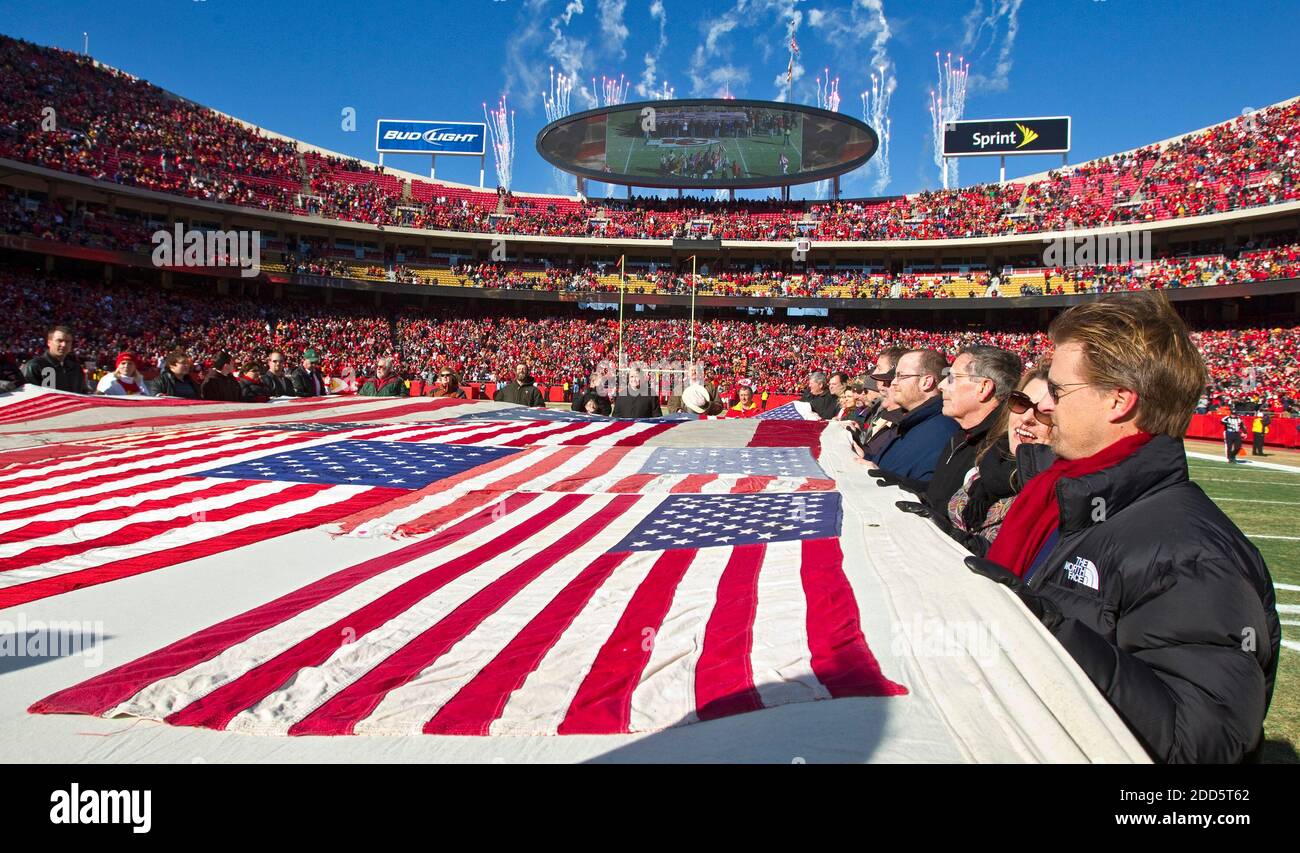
[1,266,1295,414]
[3,34,1298,244]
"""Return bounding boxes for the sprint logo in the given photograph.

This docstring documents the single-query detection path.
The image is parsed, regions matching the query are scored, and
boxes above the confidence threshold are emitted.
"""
[1015,122,1039,148]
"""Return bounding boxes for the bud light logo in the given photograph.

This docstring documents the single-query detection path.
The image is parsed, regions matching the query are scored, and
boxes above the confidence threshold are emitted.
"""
[375,120,486,155]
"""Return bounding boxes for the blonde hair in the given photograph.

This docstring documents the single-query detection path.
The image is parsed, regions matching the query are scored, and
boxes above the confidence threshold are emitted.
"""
[1048,292,1206,438]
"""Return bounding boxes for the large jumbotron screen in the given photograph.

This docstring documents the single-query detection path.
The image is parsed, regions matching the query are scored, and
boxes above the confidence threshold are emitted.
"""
[536,99,879,189]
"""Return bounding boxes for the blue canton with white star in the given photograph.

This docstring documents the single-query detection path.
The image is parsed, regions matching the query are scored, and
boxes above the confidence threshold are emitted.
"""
[640,447,827,478]
[195,440,521,489]
[755,402,807,421]
[611,492,841,552]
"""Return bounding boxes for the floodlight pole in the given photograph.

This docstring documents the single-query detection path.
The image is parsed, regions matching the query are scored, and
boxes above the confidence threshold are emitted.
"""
[617,255,626,373]
[689,254,697,366]
[999,156,1006,184]
[479,154,485,188]
[430,155,436,180]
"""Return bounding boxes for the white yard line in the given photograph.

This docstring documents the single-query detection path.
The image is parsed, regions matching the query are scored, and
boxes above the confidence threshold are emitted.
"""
[1276,583,1300,592]
[1247,534,1300,541]
[1205,496,1300,505]
[1186,450,1300,473]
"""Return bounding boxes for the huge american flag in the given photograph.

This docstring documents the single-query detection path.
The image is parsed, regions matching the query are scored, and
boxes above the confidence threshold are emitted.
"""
[7,388,905,736]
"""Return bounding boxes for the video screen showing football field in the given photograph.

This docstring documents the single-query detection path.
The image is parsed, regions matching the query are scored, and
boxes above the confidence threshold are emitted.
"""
[606,106,804,184]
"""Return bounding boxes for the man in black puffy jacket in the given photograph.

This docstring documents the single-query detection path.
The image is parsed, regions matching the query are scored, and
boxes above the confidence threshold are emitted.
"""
[21,325,87,393]
[967,293,1279,763]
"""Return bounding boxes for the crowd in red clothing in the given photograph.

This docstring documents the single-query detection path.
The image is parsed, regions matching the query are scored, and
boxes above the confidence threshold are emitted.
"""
[3,266,1295,410]
[3,34,1298,245]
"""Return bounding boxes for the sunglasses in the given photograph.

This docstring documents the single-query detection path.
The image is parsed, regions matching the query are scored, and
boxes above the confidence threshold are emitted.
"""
[1045,378,1091,403]
[1006,391,1053,426]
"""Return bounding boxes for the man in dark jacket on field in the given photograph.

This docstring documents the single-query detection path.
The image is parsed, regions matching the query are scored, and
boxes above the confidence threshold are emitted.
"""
[966,293,1279,763]
[872,349,960,483]
[290,348,328,397]
[611,366,663,418]
[800,371,840,420]
[150,350,201,399]
[21,325,87,393]
[200,351,241,402]
[493,362,545,407]
[261,351,297,398]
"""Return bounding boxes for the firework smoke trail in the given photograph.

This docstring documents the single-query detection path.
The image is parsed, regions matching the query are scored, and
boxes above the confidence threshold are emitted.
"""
[595,73,630,106]
[542,66,574,123]
[484,96,516,191]
[813,68,841,200]
[861,66,894,193]
[542,68,575,193]
[816,68,841,112]
[928,52,969,188]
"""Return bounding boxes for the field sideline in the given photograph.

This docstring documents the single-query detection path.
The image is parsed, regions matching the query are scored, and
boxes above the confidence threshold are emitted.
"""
[1185,441,1299,763]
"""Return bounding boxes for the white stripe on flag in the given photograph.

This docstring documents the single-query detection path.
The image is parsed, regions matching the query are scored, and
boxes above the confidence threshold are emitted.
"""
[490,500,666,735]
[0,478,219,535]
[628,545,733,731]
[109,490,564,722]
[0,483,370,589]
[749,539,831,706]
[348,492,650,735]
[0,480,289,558]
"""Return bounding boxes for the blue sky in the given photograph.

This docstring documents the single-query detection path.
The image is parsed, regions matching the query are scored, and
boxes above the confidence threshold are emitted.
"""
[3,0,1298,200]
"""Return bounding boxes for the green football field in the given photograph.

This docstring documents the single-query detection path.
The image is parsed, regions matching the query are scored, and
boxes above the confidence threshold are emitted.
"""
[1185,447,1300,763]
[605,112,804,181]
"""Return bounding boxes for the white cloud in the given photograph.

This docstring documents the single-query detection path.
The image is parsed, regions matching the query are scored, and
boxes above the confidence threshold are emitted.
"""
[962,0,1023,93]
[635,0,669,98]
[598,0,629,58]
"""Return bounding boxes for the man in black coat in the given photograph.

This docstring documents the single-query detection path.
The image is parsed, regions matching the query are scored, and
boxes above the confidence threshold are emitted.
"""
[290,348,328,397]
[200,351,242,402]
[966,293,1279,763]
[799,371,839,420]
[611,367,662,418]
[261,351,297,398]
[493,362,546,407]
[21,325,87,393]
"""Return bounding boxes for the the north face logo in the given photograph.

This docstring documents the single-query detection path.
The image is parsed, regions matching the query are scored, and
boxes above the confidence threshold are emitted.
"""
[1064,556,1100,590]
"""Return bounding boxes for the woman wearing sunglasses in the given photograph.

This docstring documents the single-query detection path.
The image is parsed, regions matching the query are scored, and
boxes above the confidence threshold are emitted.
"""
[945,361,1054,556]
[429,367,467,399]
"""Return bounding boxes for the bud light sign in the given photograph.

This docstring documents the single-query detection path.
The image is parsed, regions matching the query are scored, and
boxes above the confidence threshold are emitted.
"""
[375,120,486,155]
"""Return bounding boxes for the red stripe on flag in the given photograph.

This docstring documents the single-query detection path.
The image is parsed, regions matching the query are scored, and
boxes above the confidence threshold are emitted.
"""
[671,474,717,493]
[796,479,835,491]
[545,447,631,492]
[695,543,766,721]
[2,486,404,610]
[424,551,631,735]
[607,473,657,493]
[499,421,599,447]
[800,538,907,698]
[301,399,466,425]
[291,493,640,735]
[163,493,569,730]
[748,420,824,458]
[333,446,546,535]
[558,548,697,734]
[730,475,775,493]
[29,490,534,716]
[6,398,372,434]
[612,421,678,446]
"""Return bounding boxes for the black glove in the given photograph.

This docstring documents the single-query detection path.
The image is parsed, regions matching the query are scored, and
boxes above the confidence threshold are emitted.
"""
[895,500,930,517]
[867,467,899,487]
[964,556,1063,631]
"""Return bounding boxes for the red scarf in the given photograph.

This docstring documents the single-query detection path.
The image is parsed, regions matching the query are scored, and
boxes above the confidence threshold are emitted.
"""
[117,374,143,395]
[987,431,1153,577]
